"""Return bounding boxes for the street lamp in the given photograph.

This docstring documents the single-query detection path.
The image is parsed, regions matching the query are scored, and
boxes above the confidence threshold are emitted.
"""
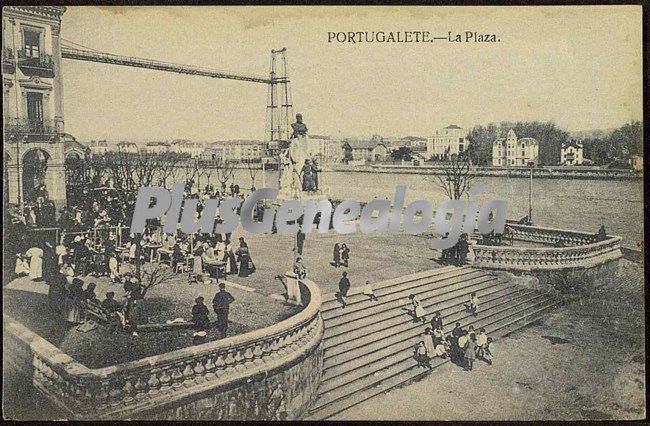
[527,160,535,225]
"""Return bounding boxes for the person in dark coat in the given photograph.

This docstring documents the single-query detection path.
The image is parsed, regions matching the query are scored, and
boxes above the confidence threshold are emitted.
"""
[430,311,443,331]
[191,296,210,331]
[101,291,124,333]
[337,271,351,308]
[235,238,254,277]
[332,243,341,267]
[48,271,68,313]
[65,278,85,324]
[42,242,58,284]
[171,242,184,270]
[340,244,350,267]
[212,283,235,338]
[83,282,98,302]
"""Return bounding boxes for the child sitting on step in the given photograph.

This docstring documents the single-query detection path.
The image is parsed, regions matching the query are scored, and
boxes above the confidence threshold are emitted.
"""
[466,292,480,316]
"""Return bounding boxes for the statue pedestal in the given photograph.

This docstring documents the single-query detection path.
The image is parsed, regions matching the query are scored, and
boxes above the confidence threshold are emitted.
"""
[284,271,302,305]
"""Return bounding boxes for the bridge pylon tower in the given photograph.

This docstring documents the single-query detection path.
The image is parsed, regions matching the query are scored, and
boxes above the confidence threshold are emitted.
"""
[265,48,293,148]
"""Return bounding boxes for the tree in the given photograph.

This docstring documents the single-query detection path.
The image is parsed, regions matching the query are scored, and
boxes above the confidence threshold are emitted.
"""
[245,159,260,189]
[136,262,177,299]
[390,147,413,161]
[156,152,186,188]
[215,158,235,193]
[581,121,642,166]
[432,152,474,200]
[467,123,499,165]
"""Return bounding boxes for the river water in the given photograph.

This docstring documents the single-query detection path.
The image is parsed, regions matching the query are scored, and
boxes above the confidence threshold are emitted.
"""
[217,170,643,248]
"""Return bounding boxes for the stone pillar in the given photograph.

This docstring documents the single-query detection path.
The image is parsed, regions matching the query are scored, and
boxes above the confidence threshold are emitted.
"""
[284,271,302,305]
[51,24,64,133]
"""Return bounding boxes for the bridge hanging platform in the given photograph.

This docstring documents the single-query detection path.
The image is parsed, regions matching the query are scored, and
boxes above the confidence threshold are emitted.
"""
[60,46,286,85]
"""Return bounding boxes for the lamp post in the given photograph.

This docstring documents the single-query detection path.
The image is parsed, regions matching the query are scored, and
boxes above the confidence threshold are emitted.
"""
[528,161,534,225]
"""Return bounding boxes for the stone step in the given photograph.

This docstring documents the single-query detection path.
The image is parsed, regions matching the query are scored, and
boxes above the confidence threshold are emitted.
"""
[309,298,560,419]
[321,293,544,383]
[322,267,483,321]
[324,282,527,357]
[320,265,460,310]
[320,289,540,392]
[324,275,505,343]
[323,270,496,331]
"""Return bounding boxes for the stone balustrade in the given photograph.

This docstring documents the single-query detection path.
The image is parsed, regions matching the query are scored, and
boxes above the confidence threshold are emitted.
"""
[471,225,622,272]
[505,223,601,246]
[4,279,324,420]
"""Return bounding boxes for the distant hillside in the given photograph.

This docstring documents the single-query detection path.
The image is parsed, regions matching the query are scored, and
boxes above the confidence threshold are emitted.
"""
[569,128,617,140]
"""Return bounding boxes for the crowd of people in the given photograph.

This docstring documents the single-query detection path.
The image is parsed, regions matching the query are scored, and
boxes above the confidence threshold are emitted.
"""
[7,178,266,340]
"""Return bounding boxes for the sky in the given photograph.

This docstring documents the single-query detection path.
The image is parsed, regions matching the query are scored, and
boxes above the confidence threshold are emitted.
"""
[59,6,643,142]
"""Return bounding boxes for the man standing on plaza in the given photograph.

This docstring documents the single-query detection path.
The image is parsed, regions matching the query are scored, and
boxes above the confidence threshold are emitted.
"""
[337,271,351,308]
[212,282,235,338]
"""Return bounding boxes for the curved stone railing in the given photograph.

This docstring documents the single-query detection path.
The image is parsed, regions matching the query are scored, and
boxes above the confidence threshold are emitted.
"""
[471,224,623,272]
[505,223,601,246]
[4,279,324,420]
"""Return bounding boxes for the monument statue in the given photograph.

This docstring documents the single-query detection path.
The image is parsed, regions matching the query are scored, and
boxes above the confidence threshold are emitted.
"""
[290,113,308,138]
[278,113,325,200]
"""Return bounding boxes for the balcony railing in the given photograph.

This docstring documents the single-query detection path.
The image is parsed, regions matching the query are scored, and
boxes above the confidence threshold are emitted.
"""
[2,47,15,73]
[17,50,55,77]
[4,118,60,139]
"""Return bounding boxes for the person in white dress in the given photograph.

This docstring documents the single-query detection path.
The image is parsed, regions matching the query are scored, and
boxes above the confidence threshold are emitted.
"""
[55,243,67,266]
[409,294,427,323]
[25,246,44,280]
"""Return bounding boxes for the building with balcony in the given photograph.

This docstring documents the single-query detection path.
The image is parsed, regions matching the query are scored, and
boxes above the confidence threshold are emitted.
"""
[3,6,67,211]
[560,140,584,166]
[426,125,468,160]
[492,129,539,166]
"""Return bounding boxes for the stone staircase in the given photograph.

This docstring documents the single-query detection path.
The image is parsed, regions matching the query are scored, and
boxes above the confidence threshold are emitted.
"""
[307,265,560,420]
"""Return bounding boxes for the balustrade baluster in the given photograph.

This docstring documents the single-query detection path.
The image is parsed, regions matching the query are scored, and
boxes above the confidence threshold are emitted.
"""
[182,361,195,387]
[147,369,161,395]
[224,352,236,374]
[134,375,148,400]
[122,380,135,404]
[159,368,172,393]
[95,381,109,410]
[171,364,184,388]
[193,358,206,384]
[108,380,123,407]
